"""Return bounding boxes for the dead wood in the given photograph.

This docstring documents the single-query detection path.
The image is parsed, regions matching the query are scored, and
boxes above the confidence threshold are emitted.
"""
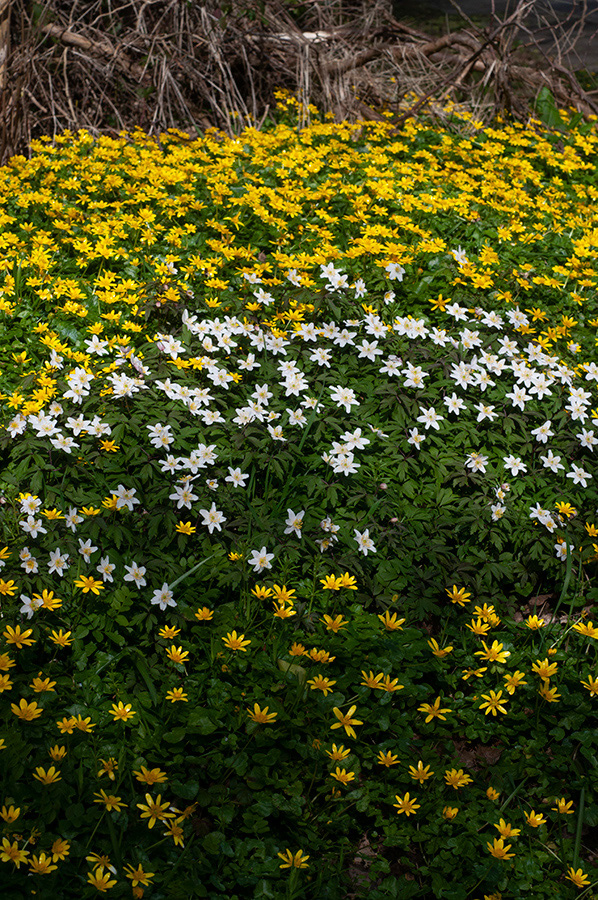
[2,0,598,162]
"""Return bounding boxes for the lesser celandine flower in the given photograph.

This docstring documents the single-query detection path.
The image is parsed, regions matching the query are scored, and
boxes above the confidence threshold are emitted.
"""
[133,766,167,785]
[277,848,309,869]
[247,703,277,724]
[326,744,351,762]
[110,701,136,722]
[393,792,420,816]
[445,585,471,606]
[565,867,591,887]
[330,767,355,785]
[330,705,362,739]
[443,806,458,820]
[487,838,515,860]
[194,606,213,621]
[222,631,251,651]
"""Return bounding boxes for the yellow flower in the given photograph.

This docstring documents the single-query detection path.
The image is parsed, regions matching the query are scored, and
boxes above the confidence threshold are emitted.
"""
[73,714,96,732]
[136,793,175,828]
[320,574,342,591]
[0,653,15,671]
[330,705,362,739]
[57,716,77,734]
[487,838,515,860]
[87,865,118,891]
[194,606,214,621]
[0,673,13,692]
[0,579,18,597]
[3,625,36,648]
[49,745,67,762]
[165,645,190,665]
[175,520,196,534]
[247,703,277,724]
[360,670,384,689]
[418,696,452,724]
[49,629,73,647]
[503,670,527,694]
[330,767,355,785]
[222,630,251,651]
[93,789,128,812]
[0,838,29,868]
[573,620,598,638]
[99,440,120,452]
[445,585,472,606]
[277,848,310,869]
[34,589,62,610]
[326,744,351,762]
[393,792,420,816]
[33,766,62,785]
[31,674,56,693]
[494,818,521,838]
[97,758,117,779]
[74,575,104,594]
[487,787,500,801]
[289,642,306,656]
[380,674,404,693]
[444,768,473,790]
[538,679,561,703]
[479,689,509,716]
[552,797,574,814]
[165,688,188,702]
[525,614,546,630]
[123,863,155,887]
[581,675,598,696]
[51,838,70,862]
[377,750,400,767]
[0,805,20,823]
[378,611,405,631]
[321,613,348,633]
[565,867,591,887]
[525,810,547,827]
[251,585,274,599]
[474,640,510,663]
[133,766,168,785]
[110,701,136,722]
[532,658,558,679]
[11,698,43,721]
[307,675,337,696]
[158,625,181,639]
[428,638,453,657]
[466,618,490,636]
[443,806,459,820]
[409,760,434,783]
[338,572,357,589]
[272,584,296,604]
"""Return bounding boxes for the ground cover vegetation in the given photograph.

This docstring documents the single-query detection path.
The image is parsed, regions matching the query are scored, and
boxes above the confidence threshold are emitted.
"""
[0,93,598,898]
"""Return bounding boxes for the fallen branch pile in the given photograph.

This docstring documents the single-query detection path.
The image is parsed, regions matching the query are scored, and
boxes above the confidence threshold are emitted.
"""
[2,0,598,161]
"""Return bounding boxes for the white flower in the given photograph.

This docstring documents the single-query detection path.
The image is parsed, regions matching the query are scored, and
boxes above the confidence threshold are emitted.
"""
[503,455,527,476]
[225,467,249,488]
[248,546,274,573]
[491,504,506,521]
[332,455,361,475]
[465,452,489,473]
[284,509,305,538]
[111,484,140,511]
[160,455,184,474]
[124,562,147,588]
[531,420,554,444]
[555,541,574,561]
[504,386,530,410]
[407,428,425,449]
[48,548,69,575]
[444,393,466,415]
[577,429,598,451]
[169,481,198,510]
[65,507,84,532]
[357,340,383,361]
[385,262,405,281]
[566,464,592,487]
[20,594,42,619]
[97,556,116,583]
[330,385,359,413]
[78,538,98,562]
[150,583,176,610]
[21,517,47,538]
[416,407,444,431]
[199,503,227,533]
[475,403,497,422]
[340,428,370,451]
[354,528,376,555]
[539,450,565,473]
[20,495,42,515]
